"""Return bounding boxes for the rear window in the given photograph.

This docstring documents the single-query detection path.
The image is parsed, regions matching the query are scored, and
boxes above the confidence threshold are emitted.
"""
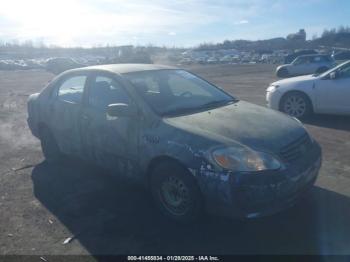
[57,75,87,104]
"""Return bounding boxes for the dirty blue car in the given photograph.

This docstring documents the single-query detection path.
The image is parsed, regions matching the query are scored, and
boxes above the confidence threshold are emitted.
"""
[27,64,322,222]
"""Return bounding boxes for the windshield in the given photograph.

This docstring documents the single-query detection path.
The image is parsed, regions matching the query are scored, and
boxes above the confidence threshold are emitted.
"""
[318,60,350,77]
[123,69,236,116]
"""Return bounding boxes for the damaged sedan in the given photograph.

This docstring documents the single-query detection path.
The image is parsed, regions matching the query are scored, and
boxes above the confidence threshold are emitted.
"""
[27,64,322,222]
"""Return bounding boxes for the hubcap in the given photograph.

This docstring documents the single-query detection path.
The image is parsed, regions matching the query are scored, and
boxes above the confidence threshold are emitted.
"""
[283,95,306,117]
[159,176,190,216]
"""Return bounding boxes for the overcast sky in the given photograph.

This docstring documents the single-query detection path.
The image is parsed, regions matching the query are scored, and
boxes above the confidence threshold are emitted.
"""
[0,0,349,47]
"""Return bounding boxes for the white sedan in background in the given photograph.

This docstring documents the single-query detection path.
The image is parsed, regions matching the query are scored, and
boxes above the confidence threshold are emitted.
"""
[267,61,350,118]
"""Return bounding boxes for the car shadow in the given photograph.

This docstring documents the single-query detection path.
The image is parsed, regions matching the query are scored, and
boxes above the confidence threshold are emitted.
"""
[303,114,350,131]
[32,160,350,255]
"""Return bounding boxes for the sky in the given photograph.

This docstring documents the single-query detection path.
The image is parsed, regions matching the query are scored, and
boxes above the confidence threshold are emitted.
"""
[0,0,349,47]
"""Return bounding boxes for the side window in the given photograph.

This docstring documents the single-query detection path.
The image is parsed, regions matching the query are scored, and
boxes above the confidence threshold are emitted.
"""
[314,56,327,63]
[313,56,320,62]
[89,76,130,111]
[294,57,305,65]
[58,75,87,104]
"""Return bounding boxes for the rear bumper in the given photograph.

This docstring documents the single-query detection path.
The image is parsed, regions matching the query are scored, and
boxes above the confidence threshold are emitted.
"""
[201,141,322,219]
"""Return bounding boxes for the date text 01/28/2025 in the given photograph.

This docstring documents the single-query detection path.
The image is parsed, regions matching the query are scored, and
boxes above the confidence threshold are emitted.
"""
[127,255,220,261]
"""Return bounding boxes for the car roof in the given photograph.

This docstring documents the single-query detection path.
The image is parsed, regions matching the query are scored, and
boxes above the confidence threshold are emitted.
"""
[69,63,177,75]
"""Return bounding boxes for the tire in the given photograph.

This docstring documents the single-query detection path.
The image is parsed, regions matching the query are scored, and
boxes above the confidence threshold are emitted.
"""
[277,68,289,78]
[150,161,203,223]
[280,92,313,119]
[39,127,63,163]
[316,67,328,74]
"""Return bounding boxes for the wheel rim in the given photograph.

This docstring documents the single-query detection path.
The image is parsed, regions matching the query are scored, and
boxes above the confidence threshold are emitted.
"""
[283,95,306,117]
[159,176,191,216]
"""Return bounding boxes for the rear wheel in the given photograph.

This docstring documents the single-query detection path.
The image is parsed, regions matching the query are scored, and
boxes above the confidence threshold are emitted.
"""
[150,161,203,223]
[40,127,63,163]
[280,92,312,119]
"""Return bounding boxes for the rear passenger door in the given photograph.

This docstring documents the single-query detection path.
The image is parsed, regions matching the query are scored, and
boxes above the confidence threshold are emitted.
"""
[50,73,87,156]
[81,73,139,176]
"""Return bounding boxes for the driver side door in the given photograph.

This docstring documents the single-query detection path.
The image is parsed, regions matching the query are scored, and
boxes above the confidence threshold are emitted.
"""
[81,73,140,177]
[315,64,350,114]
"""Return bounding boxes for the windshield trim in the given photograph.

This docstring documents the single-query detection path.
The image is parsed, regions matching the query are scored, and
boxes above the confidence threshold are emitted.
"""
[161,99,237,118]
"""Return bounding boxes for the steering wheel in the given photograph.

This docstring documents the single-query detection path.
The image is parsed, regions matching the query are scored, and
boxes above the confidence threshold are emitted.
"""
[179,91,193,98]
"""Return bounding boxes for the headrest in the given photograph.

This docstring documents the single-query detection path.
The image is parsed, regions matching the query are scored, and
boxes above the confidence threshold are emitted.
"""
[133,81,148,93]
[94,81,111,92]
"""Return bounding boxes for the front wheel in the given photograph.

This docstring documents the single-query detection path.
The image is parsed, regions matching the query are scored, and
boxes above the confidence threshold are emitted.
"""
[280,92,312,119]
[150,161,203,223]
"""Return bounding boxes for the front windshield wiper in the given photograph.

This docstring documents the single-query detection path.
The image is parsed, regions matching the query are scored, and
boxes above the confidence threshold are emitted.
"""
[162,99,236,117]
[196,99,236,110]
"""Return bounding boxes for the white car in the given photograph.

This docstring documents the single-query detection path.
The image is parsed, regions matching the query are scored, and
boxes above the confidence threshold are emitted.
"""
[276,54,336,78]
[267,60,350,118]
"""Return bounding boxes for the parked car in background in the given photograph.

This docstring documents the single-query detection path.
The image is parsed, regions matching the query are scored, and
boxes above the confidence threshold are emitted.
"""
[284,49,318,64]
[267,60,350,118]
[332,50,350,62]
[27,64,321,222]
[276,54,336,78]
[45,57,86,75]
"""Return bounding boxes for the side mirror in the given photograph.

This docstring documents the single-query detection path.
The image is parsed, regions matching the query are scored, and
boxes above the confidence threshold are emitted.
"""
[107,103,137,117]
[330,72,337,80]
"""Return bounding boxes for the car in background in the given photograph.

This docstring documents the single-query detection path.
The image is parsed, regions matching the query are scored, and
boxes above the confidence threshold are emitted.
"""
[267,60,350,118]
[27,64,321,222]
[276,54,336,78]
[45,57,86,75]
[284,49,318,64]
[332,50,350,62]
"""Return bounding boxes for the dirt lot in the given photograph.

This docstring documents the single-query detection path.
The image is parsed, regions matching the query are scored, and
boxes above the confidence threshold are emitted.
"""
[0,64,350,256]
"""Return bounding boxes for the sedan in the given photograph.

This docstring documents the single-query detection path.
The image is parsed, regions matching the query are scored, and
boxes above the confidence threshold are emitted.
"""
[267,60,350,118]
[28,64,322,222]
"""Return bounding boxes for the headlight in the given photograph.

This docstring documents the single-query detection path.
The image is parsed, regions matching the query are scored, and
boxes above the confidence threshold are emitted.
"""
[267,84,279,92]
[211,146,281,172]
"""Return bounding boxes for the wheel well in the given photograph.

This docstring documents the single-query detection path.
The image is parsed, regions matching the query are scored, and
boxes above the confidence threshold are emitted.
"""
[146,156,190,186]
[279,90,314,112]
[37,123,57,141]
[37,122,48,138]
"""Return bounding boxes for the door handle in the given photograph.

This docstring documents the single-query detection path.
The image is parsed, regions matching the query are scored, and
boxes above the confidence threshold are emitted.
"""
[82,114,90,121]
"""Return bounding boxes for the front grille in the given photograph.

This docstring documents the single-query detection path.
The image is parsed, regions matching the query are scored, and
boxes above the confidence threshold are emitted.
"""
[280,133,312,163]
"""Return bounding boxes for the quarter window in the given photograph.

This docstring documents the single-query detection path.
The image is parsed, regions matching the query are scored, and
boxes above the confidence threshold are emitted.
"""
[58,75,87,104]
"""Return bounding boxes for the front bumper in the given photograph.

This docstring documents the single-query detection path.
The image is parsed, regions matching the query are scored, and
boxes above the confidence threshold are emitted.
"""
[197,141,322,219]
[266,88,283,110]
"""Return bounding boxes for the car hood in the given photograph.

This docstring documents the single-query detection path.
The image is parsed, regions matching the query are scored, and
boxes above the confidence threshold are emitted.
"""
[271,74,317,86]
[164,101,306,154]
